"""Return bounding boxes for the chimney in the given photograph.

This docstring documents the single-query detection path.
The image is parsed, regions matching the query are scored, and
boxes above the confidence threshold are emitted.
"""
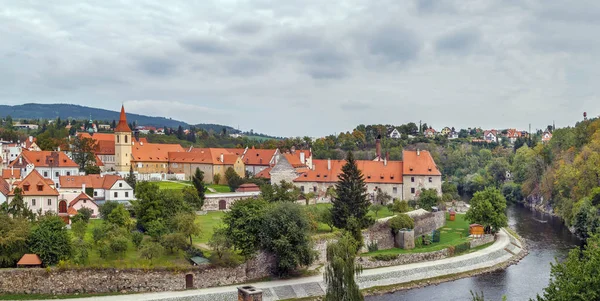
[220,153,224,163]
[376,135,381,160]
[57,146,60,152]
[237,286,263,301]
[19,156,22,165]
[300,152,305,164]
[11,166,13,176]
[327,158,331,170]
[417,149,420,156]
[82,183,86,193]
[291,146,296,154]
[384,157,387,166]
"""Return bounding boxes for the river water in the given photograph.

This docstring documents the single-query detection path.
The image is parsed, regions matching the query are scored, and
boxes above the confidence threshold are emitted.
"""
[367,205,581,301]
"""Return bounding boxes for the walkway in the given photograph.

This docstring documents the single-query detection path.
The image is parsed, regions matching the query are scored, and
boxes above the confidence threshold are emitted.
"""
[40,229,523,301]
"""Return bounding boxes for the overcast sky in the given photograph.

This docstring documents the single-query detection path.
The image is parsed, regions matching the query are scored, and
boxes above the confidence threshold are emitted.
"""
[1,0,599,137]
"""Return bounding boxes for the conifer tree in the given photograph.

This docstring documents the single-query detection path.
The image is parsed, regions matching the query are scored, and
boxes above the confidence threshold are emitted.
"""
[125,165,136,191]
[331,151,372,229]
[192,168,206,201]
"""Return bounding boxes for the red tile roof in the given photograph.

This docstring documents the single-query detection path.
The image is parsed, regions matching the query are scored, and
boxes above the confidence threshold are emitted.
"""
[78,133,115,155]
[17,254,42,266]
[1,168,20,180]
[295,159,403,184]
[68,192,95,207]
[9,150,78,168]
[10,170,59,196]
[402,150,441,176]
[170,148,240,165]
[132,142,185,162]
[59,174,122,190]
[67,207,78,215]
[243,148,277,166]
[115,105,132,132]
[0,178,9,196]
[255,167,272,179]
[283,151,310,168]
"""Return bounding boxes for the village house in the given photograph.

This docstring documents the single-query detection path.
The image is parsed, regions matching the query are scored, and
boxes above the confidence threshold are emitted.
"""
[483,130,499,143]
[389,128,402,139]
[542,130,553,143]
[424,128,437,138]
[58,174,134,205]
[7,170,60,215]
[169,148,245,183]
[242,147,279,176]
[0,142,23,169]
[2,168,21,185]
[448,131,459,140]
[57,192,100,224]
[402,149,442,199]
[9,150,79,188]
[130,140,185,179]
[440,127,452,136]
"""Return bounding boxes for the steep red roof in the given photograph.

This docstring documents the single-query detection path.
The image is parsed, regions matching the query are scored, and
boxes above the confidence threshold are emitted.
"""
[68,192,95,207]
[59,174,122,190]
[17,254,42,266]
[9,170,59,196]
[170,148,240,165]
[402,150,441,176]
[0,178,9,196]
[1,168,21,180]
[132,142,185,162]
[255,167,272,179]
[243,148,276,166]
[9,150,78,168]
[283,150,310,168]
[295,159,403,184]
[114,105,132,132]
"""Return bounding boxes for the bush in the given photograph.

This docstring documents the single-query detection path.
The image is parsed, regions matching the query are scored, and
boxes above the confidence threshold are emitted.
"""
[389,214,414,233]
[140,241,163,262]
[109,235,129,259]
[372,254,399,261]
[454,242,470,255]
[131,231,144,249]
[160,233,188,254]
[367,241,379,252]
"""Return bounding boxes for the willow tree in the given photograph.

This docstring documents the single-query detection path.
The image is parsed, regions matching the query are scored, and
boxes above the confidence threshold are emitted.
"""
[323,233,363,301]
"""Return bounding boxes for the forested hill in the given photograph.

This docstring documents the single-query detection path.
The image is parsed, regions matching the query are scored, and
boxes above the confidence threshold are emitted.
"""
[0,103,237,133]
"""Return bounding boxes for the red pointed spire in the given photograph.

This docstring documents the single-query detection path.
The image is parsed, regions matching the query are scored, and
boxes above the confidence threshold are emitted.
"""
[115,105,131,132]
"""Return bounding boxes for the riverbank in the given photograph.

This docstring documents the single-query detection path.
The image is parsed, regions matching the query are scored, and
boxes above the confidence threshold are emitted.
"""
[24,228,524,301]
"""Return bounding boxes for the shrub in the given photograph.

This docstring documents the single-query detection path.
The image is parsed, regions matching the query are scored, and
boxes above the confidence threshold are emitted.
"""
[389,214,414,233]
[373,254,399,261]
[454,242,470,255]
[109,235,129,259]
[367,241,379,252]
[131,231,144,249]
[140,241,163,262]
[160,233,188,254]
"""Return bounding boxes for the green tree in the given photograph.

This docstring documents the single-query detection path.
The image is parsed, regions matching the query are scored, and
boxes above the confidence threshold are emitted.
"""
[182,186,203,211]
[125,165,136,191]
[174,212,201,246]
[0,215,31,267]
[208,227,232,260]
[332,151,372,229]
[213,173,221,185]
[28,214,72,266]
[323,232,363,301]
[7,188,33,219]
[501,183,523,204]
[160,233,188,254]
[99,201,119,221]
[140,241,163,263]
[259,202,316,276]
[72,238,90,265]
[109,235,129,259]
[71,136,98,171]
[389,214,414,233]
[71,220,87,240]
[486,158,509,187]
[572,199,599,241]
[191,168,206,201]
[72,207,93,224]
[223,198,268,259]
[107,204,133,229]
[370,204,384,217]
[133,182,164,230]
[131,231,144,249]
[418,188,440,211]
[465,187,508,233]
[146,219,168,241]
[533,234,600,301]
[375,189,392,205]
[225,167,243,191]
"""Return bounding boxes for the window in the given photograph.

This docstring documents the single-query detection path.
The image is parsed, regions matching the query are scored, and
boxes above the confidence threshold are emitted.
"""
[411,188,415,194]
[47,199,52,206]
[125,192,129,198]
[44,171,48,177]
[393,187,398,194]
[66,172,70,176]
[119,183,122,188]
[37,185,43,191]
[94,191,98,196]
[117,135,120,143]
[411,177,415,182]
[32,199,36,206]
[313,186,317,192]
[114,192,118,198]
[24,185,29,192]
[83,200,87,203]
[429,177,432,183]
[300,186,305,192]
[55,172,59,177]
[125,135,128,143]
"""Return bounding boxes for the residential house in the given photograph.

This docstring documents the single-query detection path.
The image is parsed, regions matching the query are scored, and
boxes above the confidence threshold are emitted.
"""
[389,128,402,139]
[9,150,79,188]
[169,148,245,183]
[440,127,452,136]
[424,128,437,138]
[131,140,185,179]
[13,123,39,130]
[0,178,9,204]
[483,130,498,143]
[448,131,459,140]
[7,170,60,215]
[0,142,21,168]
[542,130,553,143]
[24,136,41,151]
[59,192,100,223]
[2,168,21,184]
[402,150,442,200]
[242,147,279,176]
[504,129,524,144]
[59,174,134,205]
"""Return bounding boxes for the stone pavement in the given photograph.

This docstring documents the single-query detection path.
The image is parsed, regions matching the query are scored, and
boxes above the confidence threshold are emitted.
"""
[39,229,522,301]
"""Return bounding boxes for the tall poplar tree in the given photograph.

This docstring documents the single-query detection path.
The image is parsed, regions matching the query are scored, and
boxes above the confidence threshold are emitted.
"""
[331,151,372,229]
[192,168,206,201]
[323,233,363,301]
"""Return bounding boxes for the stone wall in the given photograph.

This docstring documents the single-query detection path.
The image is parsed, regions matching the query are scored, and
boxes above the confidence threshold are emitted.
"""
[412,211,446,236]
[357,248,450,269]
[362,220,395,252]
[470,234,495,249]
[0,253,275,295]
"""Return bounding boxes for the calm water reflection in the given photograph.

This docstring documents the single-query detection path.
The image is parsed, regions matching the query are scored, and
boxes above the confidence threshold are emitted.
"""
[367,205,581,301]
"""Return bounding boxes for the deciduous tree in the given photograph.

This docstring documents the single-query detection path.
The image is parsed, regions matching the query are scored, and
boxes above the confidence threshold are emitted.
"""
[323,232,363,301]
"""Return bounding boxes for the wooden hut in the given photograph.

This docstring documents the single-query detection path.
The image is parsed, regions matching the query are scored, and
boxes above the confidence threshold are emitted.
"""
[17,254,42,268]
[449,210,456,221]
[469,224,484,237]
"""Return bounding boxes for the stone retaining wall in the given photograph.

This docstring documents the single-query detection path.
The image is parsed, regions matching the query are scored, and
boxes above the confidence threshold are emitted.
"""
[358,248,450,269]
[412,211,446,236]
[470,234,495,248]
[0,253,275,295]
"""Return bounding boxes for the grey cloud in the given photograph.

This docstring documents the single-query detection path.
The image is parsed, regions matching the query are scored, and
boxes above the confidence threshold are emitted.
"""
[224,57,271,77]
[227,19,264,35]
[366,24,421,63]
[136,56,177,76]
[300,48,351,79]
[435,28,481,54]
[414,0,455,14]
[272,31,323,52]
[179,36,236,55]
[340,101,372,111]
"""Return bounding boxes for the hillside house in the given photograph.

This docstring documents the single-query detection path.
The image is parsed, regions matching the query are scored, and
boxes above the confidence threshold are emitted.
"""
[389,128,402,139]
[424,128,437,138]
[483,130,498,143]
[542,130,553,143]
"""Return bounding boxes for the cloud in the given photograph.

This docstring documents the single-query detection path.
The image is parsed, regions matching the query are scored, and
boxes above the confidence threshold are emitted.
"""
[340,101,372,111]
[136,56,178,76]
[179,35,236,55]
[365,24,422,64]
[435,28,481,54]
[227,19,264,35]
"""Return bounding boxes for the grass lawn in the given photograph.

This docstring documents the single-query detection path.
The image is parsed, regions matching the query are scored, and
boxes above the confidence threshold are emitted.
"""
[155,181,190,190]
[193,211,225,244]
[362,213,471,256]
[206,184,231,193]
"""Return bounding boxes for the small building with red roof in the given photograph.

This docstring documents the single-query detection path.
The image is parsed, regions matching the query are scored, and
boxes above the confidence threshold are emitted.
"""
[7,169,60,214]
[9,150,79,188]
[58,174,134,205]
[17,254,42,268]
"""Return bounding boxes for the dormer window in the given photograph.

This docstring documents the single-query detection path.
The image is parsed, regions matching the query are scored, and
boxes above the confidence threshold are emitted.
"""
[24,185,29,192]
[37,184,43,191]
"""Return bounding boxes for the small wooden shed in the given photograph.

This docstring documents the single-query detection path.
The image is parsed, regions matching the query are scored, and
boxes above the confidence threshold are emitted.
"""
[449,210,456,221]
[469,224,484,237]
[17,254,42,268]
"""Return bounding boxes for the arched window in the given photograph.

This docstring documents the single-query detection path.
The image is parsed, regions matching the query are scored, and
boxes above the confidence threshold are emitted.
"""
[125,135,128,143]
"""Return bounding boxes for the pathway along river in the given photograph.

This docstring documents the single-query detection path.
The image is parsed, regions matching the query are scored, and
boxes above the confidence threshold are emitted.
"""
[367,204,581,301]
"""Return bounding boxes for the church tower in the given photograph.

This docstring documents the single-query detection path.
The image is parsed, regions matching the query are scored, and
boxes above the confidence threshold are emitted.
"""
[114,105,132,172]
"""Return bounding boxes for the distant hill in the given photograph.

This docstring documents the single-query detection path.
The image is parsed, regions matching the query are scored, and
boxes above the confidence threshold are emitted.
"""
[0,103,238,133]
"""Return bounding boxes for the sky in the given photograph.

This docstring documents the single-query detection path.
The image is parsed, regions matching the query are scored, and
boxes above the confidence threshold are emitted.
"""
[1,0,599,137]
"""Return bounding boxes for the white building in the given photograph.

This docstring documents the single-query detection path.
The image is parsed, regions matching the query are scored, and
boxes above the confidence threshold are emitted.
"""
[389,128,402,139]
[9,150,79,188]
[59,174,135,205]
[7,170,60,215]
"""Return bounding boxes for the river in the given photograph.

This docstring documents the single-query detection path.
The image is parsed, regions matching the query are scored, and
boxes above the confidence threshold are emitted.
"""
[367,204,581,301]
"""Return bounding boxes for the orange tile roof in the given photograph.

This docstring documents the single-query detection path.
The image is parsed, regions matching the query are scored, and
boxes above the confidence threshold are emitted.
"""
[10,170,59,196]
[243,148,277,166]
[94,154,104,167]
[78,133,116,155]
[9,150,78,168]
[170,148,240,165]
[0,178,9,196]
[67,207,78,215]
[17,254,42,266]
[115,105,132,132]
[132,142,185,162]
[68,192,95,207]
[255,167,272,179]
[59,174,122,190]
[402,150,441,176]
[1,168,21,180]
[295,159,403,184]
[283,150,310,168]
[78,132,115,142]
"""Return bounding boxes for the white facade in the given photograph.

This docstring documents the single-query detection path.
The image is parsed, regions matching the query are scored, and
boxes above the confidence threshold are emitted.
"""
[98,154,115,171]
[70,198,100,217]
[389,129,402,139]
[26,166,79,188]
[104,180,135,204]
[0,143,21,168]
[9,195,59,215]
[402,175,443,200]
[296,181,404,203]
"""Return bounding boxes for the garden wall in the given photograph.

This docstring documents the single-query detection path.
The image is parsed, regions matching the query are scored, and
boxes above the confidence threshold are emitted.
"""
[357,248,450,269]
[411,211,446,236]
[470,234,495,249]
[0,252,275,295]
